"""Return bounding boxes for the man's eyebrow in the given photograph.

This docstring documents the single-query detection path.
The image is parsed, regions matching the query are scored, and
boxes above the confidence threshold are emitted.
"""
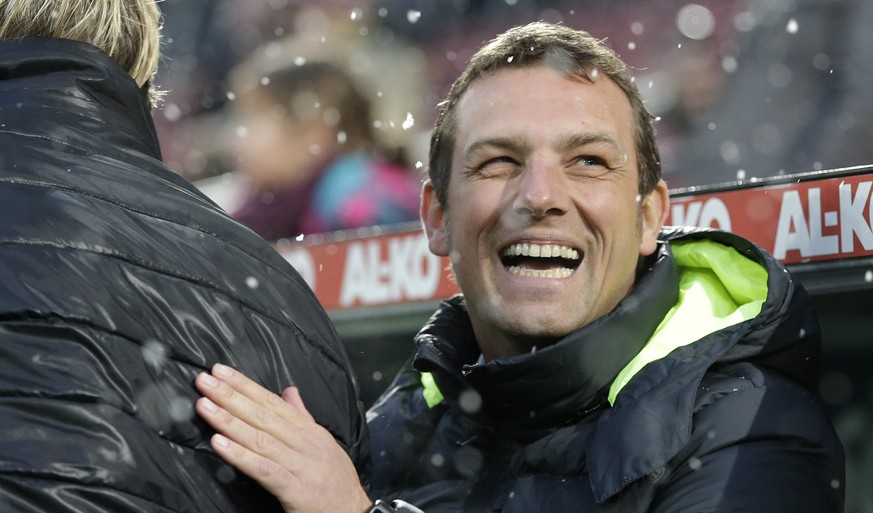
[463,136,530,160]
[461,132,626,163]
[556,132,624,153]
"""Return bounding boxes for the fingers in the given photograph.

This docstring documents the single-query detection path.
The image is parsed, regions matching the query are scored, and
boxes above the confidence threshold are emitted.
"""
[194,364,319,464]
[195,364,305,432]
[194,391,306,475]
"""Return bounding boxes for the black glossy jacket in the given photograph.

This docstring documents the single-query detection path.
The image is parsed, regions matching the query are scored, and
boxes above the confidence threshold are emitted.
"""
[368,228,845,512]
[0,38,367,512]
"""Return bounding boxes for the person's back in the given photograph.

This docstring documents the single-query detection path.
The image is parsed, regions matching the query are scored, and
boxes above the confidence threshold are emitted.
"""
[0,2,367,512]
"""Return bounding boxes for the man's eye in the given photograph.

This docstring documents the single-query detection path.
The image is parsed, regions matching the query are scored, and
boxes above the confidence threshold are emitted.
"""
[575,155,608,167]
[567,155,614,179]
[483,156,517,166]
[477,156,518,176]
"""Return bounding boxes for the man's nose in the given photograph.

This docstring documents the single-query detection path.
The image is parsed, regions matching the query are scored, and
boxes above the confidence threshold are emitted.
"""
[512,160,567,218]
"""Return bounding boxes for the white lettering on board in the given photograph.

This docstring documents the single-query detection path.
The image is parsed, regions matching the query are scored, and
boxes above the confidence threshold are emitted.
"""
[774,182,873,260]
[340,233,442,307]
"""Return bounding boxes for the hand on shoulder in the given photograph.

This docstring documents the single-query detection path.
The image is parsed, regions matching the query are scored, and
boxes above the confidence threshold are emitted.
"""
[194,364,372,513]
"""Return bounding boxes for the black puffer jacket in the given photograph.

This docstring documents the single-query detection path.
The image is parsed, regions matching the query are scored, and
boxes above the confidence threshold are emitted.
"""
[368,228,845,512]
[0,38,367,512]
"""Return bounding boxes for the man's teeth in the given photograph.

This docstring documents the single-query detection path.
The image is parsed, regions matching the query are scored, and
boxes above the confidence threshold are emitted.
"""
[502,243,580,278]
[502,243,579,260]
[507,266,574,278]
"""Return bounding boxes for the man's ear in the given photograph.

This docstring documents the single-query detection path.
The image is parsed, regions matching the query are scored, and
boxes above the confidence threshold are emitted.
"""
[421,180,449,257]
[639,179,669,257]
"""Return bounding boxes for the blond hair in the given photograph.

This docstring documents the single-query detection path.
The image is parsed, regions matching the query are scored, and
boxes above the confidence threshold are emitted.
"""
[0,0,163,106]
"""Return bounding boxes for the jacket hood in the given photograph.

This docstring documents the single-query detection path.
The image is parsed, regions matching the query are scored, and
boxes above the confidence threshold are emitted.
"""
[588,226,821,502]
[656,226,821,391]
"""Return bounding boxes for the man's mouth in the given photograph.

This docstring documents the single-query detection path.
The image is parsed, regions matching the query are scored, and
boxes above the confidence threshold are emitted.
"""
[500,243,581,278]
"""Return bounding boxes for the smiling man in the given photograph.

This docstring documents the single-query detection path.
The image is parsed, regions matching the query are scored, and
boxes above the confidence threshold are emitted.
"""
[194,22,845,513]
[423,61,666,360]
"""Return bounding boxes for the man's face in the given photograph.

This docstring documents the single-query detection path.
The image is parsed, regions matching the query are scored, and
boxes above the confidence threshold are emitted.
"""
[422,64,667,359]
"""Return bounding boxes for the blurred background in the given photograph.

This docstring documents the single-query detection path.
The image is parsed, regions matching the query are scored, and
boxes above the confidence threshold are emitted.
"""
[152,1,872,511]
[155,0,873,191]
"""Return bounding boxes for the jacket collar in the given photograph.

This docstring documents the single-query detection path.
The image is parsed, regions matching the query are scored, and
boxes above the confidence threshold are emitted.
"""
[0,37,162,162]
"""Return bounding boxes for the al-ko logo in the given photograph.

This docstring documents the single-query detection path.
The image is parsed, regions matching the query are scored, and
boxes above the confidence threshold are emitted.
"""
[279,231,457,310]
[668,176,873,263]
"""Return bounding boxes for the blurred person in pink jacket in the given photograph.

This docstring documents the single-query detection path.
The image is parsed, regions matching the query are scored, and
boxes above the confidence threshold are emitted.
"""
[227,58,422,241]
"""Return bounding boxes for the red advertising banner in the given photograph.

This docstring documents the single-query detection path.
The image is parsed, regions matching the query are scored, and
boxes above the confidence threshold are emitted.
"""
[277,168,873,311]
[669,171,873,265]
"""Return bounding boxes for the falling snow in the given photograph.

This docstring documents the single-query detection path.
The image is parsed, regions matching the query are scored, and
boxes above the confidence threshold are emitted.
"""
[402,112,415,130]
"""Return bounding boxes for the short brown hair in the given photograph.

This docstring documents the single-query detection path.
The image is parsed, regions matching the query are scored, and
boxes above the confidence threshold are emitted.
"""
[428,21,661,208]
[0,0,162,106]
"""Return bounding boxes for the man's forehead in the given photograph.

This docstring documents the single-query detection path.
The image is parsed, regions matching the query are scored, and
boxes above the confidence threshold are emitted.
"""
[459,64,628,110]
[462,62,597,96]
[453,65,635,144]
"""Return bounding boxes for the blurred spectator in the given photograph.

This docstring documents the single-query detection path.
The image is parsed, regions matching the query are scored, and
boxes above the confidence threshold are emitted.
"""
[219,54,422,240]
[156,1,430,182]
